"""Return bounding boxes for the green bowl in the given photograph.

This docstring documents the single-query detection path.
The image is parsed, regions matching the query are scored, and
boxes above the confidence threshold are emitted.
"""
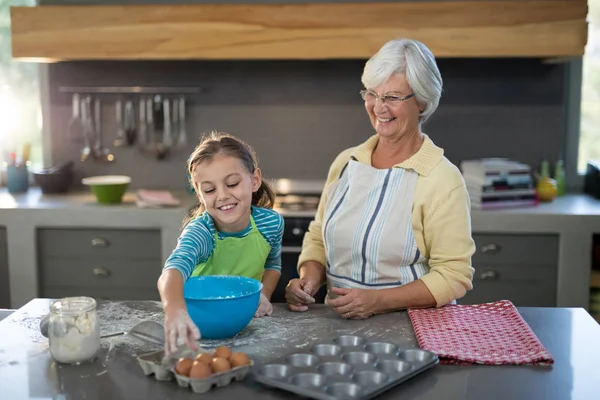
[82,175,132,204]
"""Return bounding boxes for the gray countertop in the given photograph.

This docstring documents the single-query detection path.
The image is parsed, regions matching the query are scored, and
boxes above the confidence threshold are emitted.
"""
[2,188,600,308]
[1,300,599,400]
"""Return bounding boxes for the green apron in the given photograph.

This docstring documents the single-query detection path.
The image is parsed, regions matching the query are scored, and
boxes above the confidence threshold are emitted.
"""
[191,216,271,281]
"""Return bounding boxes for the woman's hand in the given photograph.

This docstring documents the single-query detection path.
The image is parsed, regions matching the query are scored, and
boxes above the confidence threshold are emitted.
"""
[255,293,274,317]
[328,287,383,320]
[285,278,318,312]
[164,307,200,356]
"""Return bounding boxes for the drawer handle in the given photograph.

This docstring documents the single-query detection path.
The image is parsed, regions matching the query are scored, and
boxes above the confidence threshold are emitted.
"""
[91,237,109,248]
[92,267,111,277]
[481,243,501,254]
[480,270,499,280]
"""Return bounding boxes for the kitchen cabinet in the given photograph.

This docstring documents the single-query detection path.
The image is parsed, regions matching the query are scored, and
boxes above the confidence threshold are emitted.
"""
[10,1,587,61]
[37,228,162,301]
[0,228,9,308]
[461,233,559,307]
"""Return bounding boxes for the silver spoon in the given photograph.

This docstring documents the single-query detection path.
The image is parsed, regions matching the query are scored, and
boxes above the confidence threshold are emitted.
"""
[177,95,187,149]
[92,97,114,163]
[80,97,91,162]
[113,99,126,147]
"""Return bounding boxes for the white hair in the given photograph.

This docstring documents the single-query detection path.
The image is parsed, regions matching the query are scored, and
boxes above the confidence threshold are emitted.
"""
[361,38,443,123]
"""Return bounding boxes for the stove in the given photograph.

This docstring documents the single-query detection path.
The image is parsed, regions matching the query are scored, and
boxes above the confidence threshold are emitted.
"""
[272,178,324,213]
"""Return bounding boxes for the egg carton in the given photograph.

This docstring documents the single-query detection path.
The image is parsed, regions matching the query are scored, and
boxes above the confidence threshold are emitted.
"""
[137,347,253,393]
[252,334,438,400]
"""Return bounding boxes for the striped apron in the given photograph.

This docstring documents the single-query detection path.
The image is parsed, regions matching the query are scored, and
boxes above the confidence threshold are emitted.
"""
[323,158,429,300]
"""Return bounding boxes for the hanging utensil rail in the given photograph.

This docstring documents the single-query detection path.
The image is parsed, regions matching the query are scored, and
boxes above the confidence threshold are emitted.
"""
[59,86,202,94]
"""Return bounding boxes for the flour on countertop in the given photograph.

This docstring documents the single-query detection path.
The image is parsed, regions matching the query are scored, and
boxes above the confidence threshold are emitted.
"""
[196,308,418,362]
[96,301,165,362]
[2,301,418,368]
[0,312,49,367]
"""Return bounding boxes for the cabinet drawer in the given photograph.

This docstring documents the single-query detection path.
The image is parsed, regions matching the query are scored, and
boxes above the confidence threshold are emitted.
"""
[460,263,557,307]
[38,228,161,260]
[472,233,558,266]
[40,259,162,289]
[42,286,160,301]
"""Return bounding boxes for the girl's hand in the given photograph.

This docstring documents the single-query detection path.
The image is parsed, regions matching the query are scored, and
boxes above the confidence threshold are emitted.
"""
[285,278,317,312]
[255,293,274,317]
[164,307,200,356]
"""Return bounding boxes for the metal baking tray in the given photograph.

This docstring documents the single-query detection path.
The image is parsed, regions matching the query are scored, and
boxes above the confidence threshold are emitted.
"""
[137,347,253,393]
[252,334,438,400]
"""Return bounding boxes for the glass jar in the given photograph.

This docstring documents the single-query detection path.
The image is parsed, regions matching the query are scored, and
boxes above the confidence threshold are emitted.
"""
[48,296,100,364]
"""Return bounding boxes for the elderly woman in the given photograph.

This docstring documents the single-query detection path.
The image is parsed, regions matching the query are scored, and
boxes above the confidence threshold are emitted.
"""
[285,38,475,319]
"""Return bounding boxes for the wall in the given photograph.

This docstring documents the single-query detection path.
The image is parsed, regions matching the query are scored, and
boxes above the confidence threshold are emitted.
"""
[45,58,567,190]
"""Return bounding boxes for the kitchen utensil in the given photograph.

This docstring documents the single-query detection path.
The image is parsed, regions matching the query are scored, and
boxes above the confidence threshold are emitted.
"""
[138,97,147,150]
[33,167,73,194]
[21,143,31,164]
[23,161,73,194]
[92,97,114,163]
[124,100,137,146]
[81,175,131,204]
[184,276,262,340]
[153,95,167,160]
[40,316,164,346]
[102,320,164,346]
[146,97,155,152]
[172,97,179,146]
[67,93,83,141]
[80,97,92,162]
[253,335,438,400]
[113,99,127,147]
[177,95,187,148]
[160,97,172,155]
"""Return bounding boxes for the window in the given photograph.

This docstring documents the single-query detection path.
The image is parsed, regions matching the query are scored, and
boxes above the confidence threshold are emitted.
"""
[578,0,600,173]
[0,0,42,172]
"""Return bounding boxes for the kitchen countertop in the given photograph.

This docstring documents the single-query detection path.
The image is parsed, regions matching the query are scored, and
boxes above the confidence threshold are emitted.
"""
[0,300,599,400]
[2,188,600,308]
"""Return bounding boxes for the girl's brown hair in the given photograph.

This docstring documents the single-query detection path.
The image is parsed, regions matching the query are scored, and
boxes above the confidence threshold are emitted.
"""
[183,131,275,227]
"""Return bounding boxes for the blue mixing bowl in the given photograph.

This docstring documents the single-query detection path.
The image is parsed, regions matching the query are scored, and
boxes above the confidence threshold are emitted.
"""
[184,275,263,340]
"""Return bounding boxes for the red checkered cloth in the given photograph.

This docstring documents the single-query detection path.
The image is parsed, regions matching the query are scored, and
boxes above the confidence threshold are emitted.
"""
[408,300,554,366]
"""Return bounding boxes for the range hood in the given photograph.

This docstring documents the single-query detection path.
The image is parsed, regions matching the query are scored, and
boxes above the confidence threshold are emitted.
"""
[10,1,588,62]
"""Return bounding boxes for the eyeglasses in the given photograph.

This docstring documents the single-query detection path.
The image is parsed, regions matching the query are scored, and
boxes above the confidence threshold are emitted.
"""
[360,90,415,106]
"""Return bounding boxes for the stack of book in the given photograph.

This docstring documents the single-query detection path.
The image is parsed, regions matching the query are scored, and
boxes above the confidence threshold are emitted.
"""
[460,158,538,210]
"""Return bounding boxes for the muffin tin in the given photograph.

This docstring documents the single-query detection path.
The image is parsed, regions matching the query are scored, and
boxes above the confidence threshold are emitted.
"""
[252,334,438,400]
[137,347,253,393]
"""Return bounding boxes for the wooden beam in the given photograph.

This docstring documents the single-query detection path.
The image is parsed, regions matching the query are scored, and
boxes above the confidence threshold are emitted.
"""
[10,1,588,61]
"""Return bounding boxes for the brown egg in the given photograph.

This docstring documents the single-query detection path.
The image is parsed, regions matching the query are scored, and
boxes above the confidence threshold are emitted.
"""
[211,357,232,373]
[189,360,212,379]
[175,358,194,376]
[195,353,213,365]
[230,352,251,367]
[213,346,233,359]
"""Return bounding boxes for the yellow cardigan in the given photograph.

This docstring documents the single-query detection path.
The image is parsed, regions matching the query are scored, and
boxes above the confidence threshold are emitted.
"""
[297,134,476,307]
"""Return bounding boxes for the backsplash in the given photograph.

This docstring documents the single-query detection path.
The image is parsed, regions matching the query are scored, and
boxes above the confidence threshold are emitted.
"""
[46,58,567,190]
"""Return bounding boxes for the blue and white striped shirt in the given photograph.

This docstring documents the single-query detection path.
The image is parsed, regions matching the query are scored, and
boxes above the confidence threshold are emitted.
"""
[164,206,284,281]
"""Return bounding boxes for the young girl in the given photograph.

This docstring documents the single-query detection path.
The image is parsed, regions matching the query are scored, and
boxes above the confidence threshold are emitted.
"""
[157,131,284,355]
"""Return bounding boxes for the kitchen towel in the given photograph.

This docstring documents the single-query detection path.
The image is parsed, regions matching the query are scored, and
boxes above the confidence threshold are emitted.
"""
[136,190,181,208]
[408,300,554,365]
